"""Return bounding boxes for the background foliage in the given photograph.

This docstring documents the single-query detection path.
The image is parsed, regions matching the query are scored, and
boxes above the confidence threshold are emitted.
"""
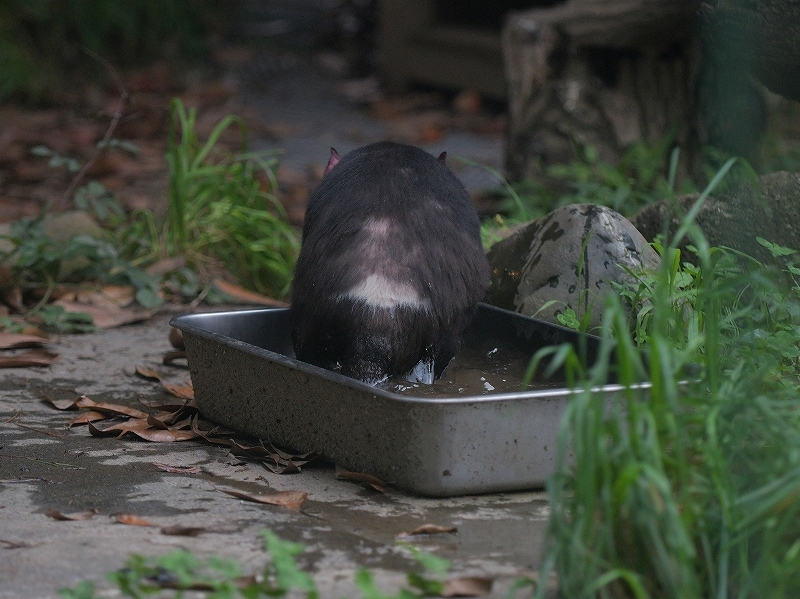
[0,0,228,102]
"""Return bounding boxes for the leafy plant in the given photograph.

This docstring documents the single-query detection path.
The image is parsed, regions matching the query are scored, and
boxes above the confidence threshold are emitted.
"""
[166,98,300,298]
[32,304,96,334]
[490,137,691,229]
[0,211,164,312]
[0,0,224,102]
[58,528,459,599]
[529,159,800,598]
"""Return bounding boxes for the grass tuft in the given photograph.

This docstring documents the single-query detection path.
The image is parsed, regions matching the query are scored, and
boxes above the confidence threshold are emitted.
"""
[533,159,800,598]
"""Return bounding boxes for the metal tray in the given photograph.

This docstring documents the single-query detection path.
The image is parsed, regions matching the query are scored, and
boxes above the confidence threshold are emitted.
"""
[171,303,614,497]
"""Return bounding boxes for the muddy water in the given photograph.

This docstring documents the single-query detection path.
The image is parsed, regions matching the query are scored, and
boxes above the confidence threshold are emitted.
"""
[388,339,566,398]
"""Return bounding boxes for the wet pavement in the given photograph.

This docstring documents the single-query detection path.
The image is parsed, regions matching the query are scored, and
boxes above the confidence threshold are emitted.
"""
[1,310,552,598]
[0,52,549,598]
[243,50,505,201]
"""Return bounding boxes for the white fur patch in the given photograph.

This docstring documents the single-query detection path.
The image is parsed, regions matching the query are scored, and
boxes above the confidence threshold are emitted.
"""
[364,217,391,237]
[341,274,429,310]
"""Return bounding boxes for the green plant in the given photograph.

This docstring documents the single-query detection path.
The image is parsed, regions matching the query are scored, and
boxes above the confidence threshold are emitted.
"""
[493,138,692,228]
[0,99,300,328]
[33,304,96,334]
[0,211,164,312]
[58,529,460,599]
[0,0,224,102]
[530,159,800,598]
[166,98,300,299]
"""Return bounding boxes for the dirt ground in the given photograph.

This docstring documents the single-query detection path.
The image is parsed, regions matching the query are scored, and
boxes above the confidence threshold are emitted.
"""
[0,43,506,227]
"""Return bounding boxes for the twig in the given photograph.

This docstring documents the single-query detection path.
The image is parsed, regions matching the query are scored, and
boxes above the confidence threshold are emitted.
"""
[1,453,84,469]
[58,48,129,210]
[14,421,69,439]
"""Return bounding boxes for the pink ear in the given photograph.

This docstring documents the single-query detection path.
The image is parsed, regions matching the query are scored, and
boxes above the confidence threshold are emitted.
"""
[438,151,447,164]
[324,148,341,175]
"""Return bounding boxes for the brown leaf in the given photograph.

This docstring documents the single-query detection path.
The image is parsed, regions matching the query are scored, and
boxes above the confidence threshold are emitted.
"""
[441,577,494,598]
[129,427,199,443]
[230,440,314,474]
[75,395,150,419]
[45,508,98,521]
[135,365,164,381]
[159,525,206,536]
[229,439,274,459]
[115,513,155,526]
[335,465,390,493]
[397,524,458,537]
[162,349,186,366]
[88,419,199,442]
[153,462,202,474]
[190,415,232,446]
[147,407,197,428]
[55,297,152,328]
[68,411,107,426]
[140,398,197,411]
[168,326,184,349]
[162,382,194,401]
[212,279,288,307]
[0,332,49,349]
[43,395,81,410]
[135,366,194,400]
[0,348,58,368]
[88,419,151,437]
[146,414,170,430]
[212,485,307,509]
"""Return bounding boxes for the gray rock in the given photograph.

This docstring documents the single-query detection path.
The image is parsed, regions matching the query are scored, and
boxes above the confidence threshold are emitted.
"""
[486,204,660,329]
[630,171,800,264]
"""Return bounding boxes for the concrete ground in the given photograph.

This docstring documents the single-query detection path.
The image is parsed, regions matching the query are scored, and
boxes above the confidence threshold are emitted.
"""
[1,310,552,598]
[0,50,551,599]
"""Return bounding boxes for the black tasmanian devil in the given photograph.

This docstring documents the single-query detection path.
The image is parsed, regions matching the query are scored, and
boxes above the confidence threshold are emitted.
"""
[290,141,490,385]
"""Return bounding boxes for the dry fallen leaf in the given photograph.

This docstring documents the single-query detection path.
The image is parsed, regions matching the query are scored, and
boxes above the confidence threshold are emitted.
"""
[441,577,494,598]
[230,440,315,474]
[55,297,152,329]
[0,332,49,349]
[0,348,59,368]
[88,420,199,442]
[114,513,156,526]
[168,327,184,349]
[68,411,107,426]
[397,523,458,537]
[45,508,99,521]
[43,395,82,410]
[162,349,187,366]
[159,525,206,537]
[161,383,194,401]
[190,415,233,446]
[75,395,150,419]
[211,485,308,509]
[153,462,202,474]
[335,465,390,493]
[135,366,194,400]
[212,279,288,307]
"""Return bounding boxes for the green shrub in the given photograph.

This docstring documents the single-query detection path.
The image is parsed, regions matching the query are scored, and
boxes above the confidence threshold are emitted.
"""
[166,98,300,299]
[0,0,226,102]
[533,160,800,598]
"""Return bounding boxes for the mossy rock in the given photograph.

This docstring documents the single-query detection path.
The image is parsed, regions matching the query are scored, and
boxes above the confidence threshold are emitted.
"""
[631,171,800,263]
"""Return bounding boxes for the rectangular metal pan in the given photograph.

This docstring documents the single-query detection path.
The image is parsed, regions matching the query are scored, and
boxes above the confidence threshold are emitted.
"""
[171,303,619,496]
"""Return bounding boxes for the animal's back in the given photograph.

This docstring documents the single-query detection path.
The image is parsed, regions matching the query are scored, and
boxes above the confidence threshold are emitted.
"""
[291,141,489,385]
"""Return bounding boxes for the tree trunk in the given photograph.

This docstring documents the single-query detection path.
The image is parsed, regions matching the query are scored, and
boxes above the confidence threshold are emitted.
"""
[501,0,776,184]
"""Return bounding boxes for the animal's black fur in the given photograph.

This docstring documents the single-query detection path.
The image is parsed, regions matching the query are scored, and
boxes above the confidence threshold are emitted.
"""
[290,141,489,385]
